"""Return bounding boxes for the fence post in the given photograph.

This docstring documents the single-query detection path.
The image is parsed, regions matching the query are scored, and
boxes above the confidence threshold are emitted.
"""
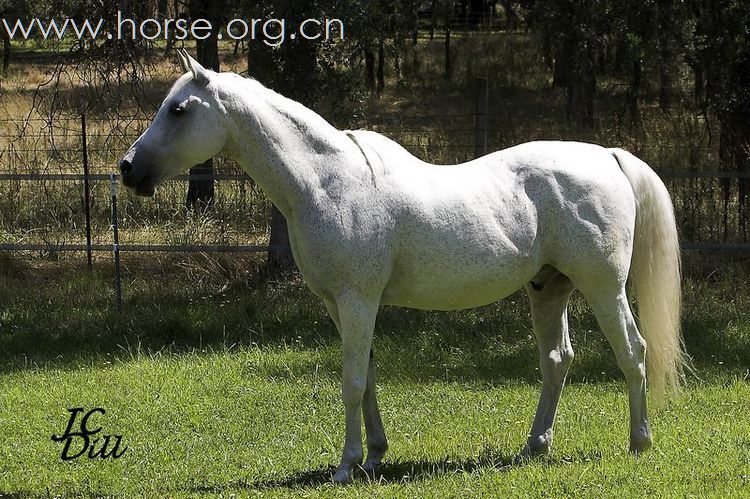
[474,77,489,159]
[81,113,92,270]
[109,174,123,312]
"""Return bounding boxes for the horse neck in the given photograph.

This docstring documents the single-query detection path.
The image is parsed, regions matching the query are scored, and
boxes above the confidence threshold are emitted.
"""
[220,76,354,217]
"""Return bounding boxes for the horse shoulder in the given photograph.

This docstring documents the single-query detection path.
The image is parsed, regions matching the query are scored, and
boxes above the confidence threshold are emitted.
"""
[288,194,396,298]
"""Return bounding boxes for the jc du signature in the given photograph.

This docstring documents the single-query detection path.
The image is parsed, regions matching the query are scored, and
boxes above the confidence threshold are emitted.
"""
[51,407,127,461]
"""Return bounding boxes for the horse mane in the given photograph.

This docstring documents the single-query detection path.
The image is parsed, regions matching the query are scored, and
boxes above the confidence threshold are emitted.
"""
[218,72,347,156]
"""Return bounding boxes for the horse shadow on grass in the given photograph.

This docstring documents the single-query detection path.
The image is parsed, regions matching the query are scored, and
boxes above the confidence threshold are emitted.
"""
[188,449,602,493]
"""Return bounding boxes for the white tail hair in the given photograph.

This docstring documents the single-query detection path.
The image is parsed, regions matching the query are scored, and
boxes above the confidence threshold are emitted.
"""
[612,148,686,402]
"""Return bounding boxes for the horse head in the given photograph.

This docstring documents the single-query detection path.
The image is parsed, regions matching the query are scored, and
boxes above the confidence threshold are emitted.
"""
[119,49,229,196]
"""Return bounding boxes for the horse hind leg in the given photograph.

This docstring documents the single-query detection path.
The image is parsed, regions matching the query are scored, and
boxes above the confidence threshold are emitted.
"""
[579,284,652,454]
[519,269,575,458]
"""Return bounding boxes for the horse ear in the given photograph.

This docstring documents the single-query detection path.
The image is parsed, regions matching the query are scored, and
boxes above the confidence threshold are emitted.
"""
[177,48,190,74]
[181,49,210,87]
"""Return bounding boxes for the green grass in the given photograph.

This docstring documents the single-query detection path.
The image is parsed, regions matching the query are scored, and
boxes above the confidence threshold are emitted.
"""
[0,255,749,496]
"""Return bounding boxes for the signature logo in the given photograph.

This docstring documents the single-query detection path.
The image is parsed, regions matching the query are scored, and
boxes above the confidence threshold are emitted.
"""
[51,407,128,460]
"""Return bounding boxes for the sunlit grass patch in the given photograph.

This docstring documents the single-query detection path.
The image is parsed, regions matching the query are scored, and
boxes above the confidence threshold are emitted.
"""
[0,259,748,495]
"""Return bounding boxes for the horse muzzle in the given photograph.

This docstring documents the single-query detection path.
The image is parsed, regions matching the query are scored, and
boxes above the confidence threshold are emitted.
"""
[119,159,156,197]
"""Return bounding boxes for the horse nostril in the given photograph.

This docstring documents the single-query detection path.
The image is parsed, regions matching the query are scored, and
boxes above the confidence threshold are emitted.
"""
[119,159,132,175]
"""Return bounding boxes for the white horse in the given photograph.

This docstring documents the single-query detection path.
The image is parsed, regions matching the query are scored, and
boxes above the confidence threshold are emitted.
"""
[120,50,684,483]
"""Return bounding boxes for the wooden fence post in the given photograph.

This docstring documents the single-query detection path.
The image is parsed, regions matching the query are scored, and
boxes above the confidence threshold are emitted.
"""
[81,113,92,270]
[110,174,123,312]
[474,77,489,159]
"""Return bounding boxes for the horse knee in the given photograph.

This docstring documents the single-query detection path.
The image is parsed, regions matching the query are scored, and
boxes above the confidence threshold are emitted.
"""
[342,377,367,408]
[543,345,574,378]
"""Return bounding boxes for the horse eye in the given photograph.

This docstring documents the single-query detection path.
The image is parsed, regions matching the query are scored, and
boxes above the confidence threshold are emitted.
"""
[169,105,185,116]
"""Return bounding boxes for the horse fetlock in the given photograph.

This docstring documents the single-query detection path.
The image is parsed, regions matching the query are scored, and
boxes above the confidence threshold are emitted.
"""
[362,455,384,473]
[334,447,364,484]
[629,424,653,455]
[364,439,388,471]
[367,436,388,453]
[340,445,364,467]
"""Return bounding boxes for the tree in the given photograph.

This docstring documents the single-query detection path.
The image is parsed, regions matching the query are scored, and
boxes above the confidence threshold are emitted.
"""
[0,0,32,84]
[696,0,750,238]
[242,0,339,273]
[529,0,606,127]
[185,0,224,210]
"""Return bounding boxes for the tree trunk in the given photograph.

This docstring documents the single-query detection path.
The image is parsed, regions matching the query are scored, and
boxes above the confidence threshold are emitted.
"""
[552,44,567,88]
[262,15,320,274]
[267,205,295,274]
[246,37,276,83]
[393,46,401,82]
[430,0,437,41]
[469,0,485,27]
[1,31,10,79]
[566,43,596,128]
[365,47,376,90]
[693,64,705,105]
[502,0,515,31]
[628,58,642,124]
[186,0,222,210]
[377,39,385,94]
[656,1,675,113]
[659,66,672,113]
[444,25,452,80]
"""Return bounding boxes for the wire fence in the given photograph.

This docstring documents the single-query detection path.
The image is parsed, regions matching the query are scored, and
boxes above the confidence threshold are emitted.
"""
[1,80,749,309]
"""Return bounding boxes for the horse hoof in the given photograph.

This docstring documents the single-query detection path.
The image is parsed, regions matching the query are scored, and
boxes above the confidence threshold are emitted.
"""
[629,424,653,455]
[362,458,383,473]
[332,467,353,484]
[629,436,652,455]
[517,435,551,461]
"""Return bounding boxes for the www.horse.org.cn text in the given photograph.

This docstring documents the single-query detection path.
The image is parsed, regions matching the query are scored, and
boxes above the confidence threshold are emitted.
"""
[1,12,346,47]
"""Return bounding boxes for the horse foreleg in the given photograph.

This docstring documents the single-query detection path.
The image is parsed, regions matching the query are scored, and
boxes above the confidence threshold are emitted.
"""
[325,298,387,474]
[520,272,575,458]
[362,348,388,472]
[330,290,379,484]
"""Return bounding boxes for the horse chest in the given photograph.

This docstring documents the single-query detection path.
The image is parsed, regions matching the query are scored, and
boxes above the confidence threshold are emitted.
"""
[286,212,394,299]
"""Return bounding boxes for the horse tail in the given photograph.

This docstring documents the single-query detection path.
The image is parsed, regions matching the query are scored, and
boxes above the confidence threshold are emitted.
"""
[611,148,686,402]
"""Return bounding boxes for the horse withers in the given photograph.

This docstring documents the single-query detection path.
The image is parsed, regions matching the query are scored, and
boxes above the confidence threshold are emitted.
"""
[120,50,685,483]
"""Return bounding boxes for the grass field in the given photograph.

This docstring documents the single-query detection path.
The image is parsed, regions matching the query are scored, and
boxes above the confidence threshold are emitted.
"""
[0,255,748,496]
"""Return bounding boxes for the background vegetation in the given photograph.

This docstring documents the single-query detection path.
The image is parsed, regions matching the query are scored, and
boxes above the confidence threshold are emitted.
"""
[1,0,749,253]
[0,1,749,496]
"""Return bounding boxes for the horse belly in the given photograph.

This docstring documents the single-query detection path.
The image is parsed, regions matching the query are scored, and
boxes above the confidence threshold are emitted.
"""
[381,244,535,311]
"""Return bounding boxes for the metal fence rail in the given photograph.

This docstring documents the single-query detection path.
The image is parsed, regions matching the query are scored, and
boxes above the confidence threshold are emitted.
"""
[0,243,272,253]
[4,243,748,254]
[0,173,251,181]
